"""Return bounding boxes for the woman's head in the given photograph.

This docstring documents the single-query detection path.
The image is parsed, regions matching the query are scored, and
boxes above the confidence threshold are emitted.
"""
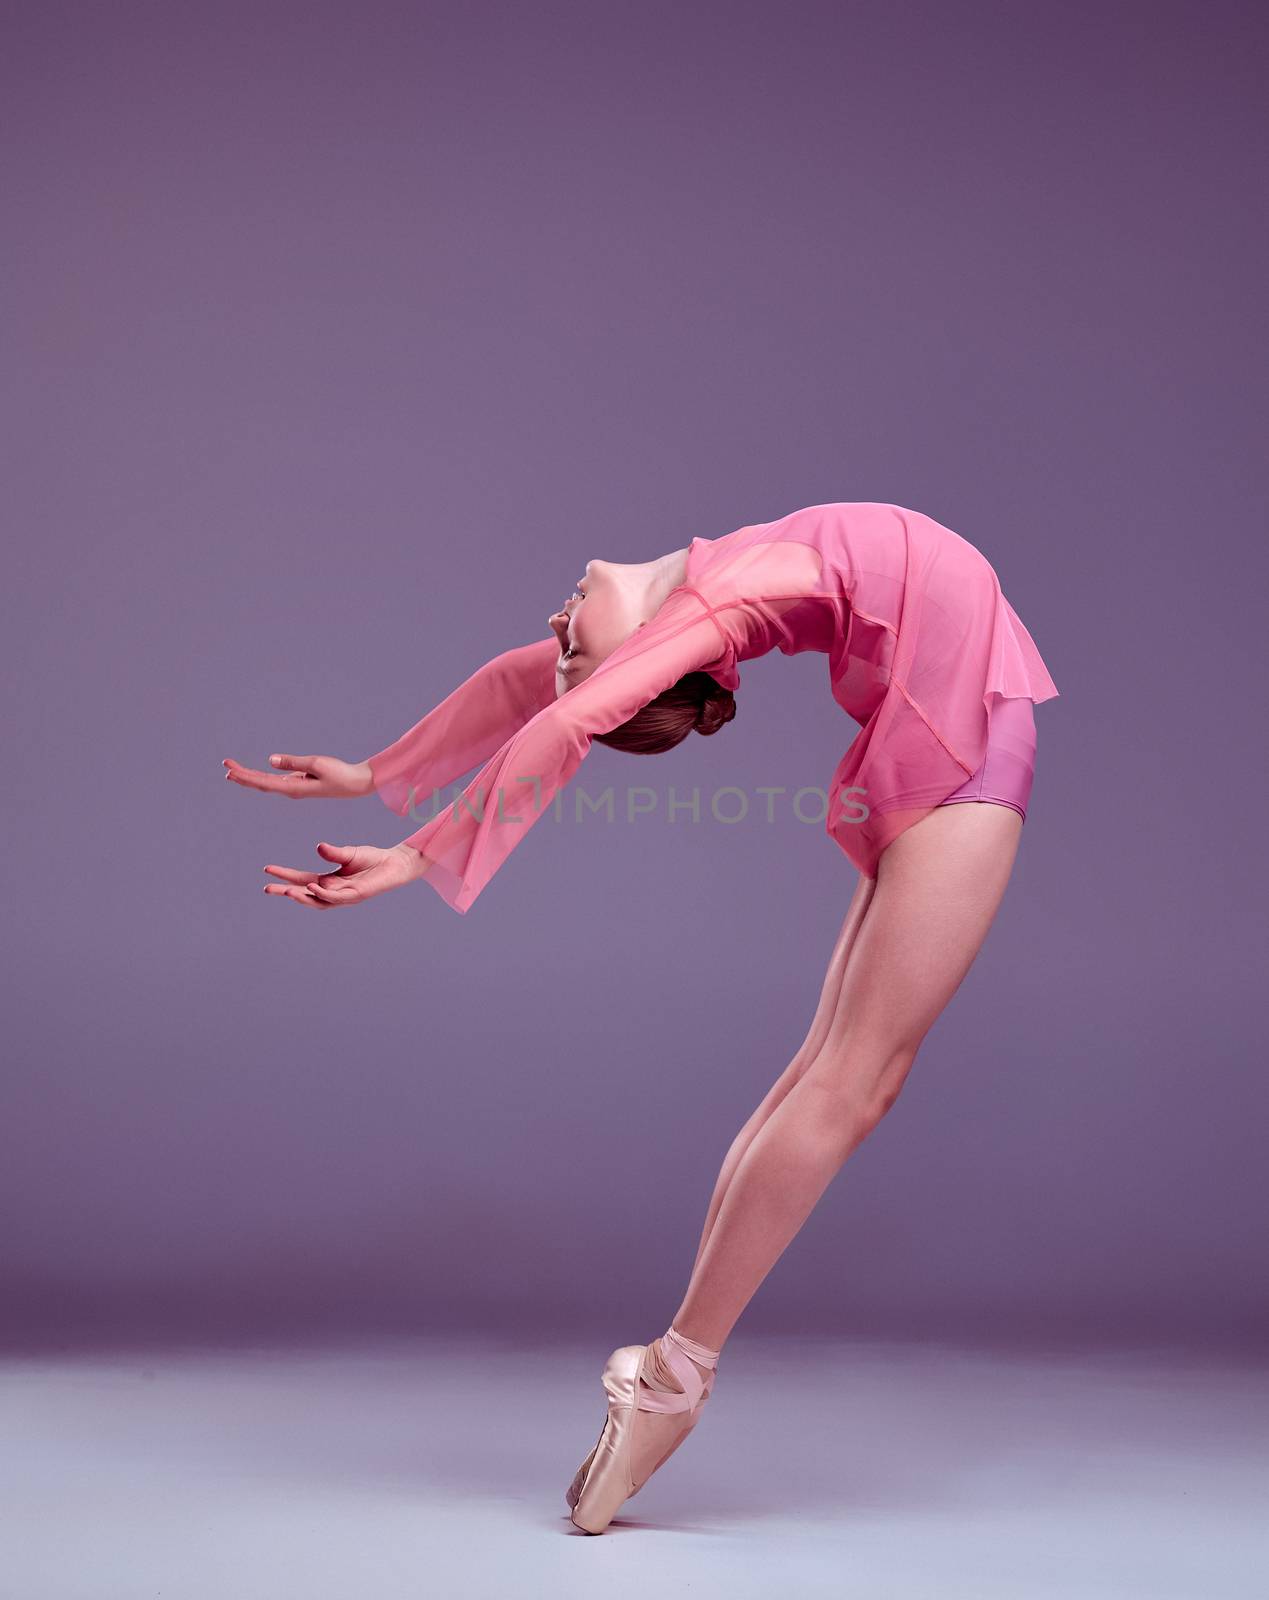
[547,559,646,693]
[546,551,737,751]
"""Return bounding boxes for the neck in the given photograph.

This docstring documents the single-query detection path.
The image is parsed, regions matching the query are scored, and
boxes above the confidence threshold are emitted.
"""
[640,546,690,621]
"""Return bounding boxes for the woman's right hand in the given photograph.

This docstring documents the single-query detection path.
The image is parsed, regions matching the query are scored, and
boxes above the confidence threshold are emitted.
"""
[223,753,375,800]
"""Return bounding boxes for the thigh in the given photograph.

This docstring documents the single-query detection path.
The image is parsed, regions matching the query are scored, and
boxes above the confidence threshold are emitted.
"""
[801,801,1024,1107]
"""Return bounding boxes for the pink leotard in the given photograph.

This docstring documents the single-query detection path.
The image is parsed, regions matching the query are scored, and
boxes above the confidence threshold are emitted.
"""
[368,503,1059,913]
[935,691,1037,821]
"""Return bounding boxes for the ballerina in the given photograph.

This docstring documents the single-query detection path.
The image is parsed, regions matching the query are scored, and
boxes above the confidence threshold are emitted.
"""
[225,500,1059,1533]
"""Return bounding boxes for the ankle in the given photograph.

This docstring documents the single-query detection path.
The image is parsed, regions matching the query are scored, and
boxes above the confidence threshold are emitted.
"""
[656,1323,721,1390]
[665,1322,722,1372]
[644,1336,684,1393]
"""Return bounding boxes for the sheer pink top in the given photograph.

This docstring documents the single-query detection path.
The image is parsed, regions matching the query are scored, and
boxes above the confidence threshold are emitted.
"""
[367,502,1060,913]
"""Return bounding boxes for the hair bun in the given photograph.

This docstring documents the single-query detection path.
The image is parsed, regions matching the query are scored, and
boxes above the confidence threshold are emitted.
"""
[694,686,737,737]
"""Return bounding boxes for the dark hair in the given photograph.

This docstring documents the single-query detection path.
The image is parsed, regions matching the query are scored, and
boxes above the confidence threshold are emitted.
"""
[593,670,737,755]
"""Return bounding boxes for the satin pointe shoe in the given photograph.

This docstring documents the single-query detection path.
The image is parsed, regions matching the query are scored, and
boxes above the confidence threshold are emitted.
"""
[566,1325,719,1535]
[564,1327,719,1516]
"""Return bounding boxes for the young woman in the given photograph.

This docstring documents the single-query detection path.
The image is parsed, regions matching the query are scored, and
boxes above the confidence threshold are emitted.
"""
[224,501,1059,1534]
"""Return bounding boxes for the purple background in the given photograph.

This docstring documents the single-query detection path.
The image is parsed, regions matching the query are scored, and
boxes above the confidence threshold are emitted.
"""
[3,1,1264,1355]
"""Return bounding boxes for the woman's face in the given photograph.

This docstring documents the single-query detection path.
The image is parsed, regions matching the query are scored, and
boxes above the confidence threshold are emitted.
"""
[547,561,645,695]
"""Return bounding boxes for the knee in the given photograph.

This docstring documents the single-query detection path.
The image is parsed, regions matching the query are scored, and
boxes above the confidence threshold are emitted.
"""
[799,1043,919,1134]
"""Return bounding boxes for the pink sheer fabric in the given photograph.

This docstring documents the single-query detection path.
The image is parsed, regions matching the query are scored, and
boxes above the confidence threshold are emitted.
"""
[367,503,1060,913]
[367,636,559,817]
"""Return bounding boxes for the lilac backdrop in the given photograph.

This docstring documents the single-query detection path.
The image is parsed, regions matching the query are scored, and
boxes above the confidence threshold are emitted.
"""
[3,0,1264,1354]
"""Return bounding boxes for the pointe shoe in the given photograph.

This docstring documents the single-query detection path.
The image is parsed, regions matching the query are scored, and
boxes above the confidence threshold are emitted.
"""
[567,1326,719,1535]
[565,1330,719,1515]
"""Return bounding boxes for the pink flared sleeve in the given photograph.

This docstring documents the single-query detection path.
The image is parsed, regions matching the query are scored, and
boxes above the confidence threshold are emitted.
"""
[397,587,735,915]
[366,636,560,819]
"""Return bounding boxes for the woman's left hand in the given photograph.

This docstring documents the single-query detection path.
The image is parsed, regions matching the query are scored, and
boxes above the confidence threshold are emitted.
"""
[263,841,428,909]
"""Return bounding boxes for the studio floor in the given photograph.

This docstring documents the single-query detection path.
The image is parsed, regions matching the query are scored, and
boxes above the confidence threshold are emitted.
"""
[3,1333,1266,1600]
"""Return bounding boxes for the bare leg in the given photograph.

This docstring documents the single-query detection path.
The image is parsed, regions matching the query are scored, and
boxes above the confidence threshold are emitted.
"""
[686,870,877,1281]
[624,878,879,1486]
[669,801,1024,1352]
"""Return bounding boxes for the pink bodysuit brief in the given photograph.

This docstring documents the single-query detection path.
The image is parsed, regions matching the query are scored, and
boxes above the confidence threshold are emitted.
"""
[935,692,1036,822]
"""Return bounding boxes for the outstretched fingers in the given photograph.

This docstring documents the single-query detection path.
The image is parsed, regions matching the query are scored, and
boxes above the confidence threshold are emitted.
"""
[260,841,411,911]
[263,879,330,909]
[262,856,336,909]
[224,755,318,796]
[263,863,320,884]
